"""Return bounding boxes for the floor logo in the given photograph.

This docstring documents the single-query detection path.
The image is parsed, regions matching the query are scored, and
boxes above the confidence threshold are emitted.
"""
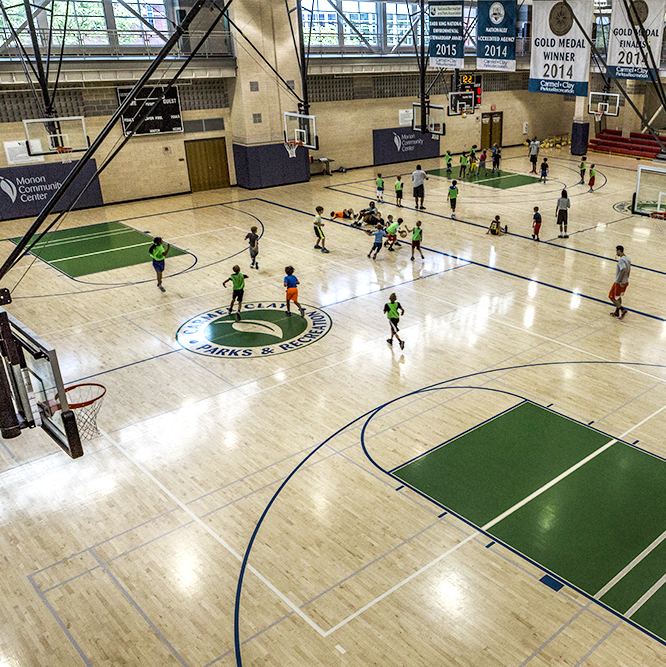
[176,302,332,358]
[613,201,634,213]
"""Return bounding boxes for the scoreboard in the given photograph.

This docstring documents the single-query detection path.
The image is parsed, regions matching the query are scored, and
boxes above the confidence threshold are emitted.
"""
[452,74,483,107]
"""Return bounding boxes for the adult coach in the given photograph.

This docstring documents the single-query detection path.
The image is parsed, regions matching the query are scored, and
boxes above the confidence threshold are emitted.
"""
[529,137,540,174]
[412,164,428,210]
[609,246,631,319]
[556,189,570,238]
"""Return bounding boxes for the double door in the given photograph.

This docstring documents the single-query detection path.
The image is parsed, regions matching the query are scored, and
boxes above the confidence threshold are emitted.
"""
[481,112,503,149]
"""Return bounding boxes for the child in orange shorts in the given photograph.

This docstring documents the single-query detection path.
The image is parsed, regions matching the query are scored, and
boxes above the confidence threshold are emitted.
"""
[284,266,306,317]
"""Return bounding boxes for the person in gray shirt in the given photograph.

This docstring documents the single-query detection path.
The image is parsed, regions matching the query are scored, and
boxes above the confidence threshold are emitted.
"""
[412,164,428,210]
[556,189,571,238]
[609,245,631,319]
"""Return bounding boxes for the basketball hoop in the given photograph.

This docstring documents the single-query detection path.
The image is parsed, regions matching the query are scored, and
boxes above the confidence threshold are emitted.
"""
[55,146,73,163]
[593,111,605,124]
[63,383,106,440]
[284,140,302,158]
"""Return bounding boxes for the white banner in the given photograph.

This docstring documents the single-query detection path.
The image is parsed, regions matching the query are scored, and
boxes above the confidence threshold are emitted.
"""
[529,0,593,96]
[607,0,666,80]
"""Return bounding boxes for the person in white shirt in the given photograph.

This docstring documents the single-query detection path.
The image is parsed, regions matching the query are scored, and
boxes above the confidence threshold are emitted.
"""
[529,137,540,174]
[609,245,631,319]
[556,189,571,238]
[412,164,428,210]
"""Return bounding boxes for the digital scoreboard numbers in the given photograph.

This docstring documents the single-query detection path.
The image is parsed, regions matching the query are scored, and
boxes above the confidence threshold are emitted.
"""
[452,74,483,106]
[117,86,184,137]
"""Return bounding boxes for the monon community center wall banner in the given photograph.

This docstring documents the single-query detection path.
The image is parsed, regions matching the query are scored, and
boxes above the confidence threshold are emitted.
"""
[529,0,593,96]
[607,0,666,80]
[476,0,517,71]
[429,0,465,68]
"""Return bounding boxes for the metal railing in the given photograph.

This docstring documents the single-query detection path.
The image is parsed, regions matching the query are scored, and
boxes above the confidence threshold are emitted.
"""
[0,27,233,60]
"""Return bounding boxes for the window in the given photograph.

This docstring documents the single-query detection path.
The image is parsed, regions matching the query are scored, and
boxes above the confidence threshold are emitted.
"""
[302,0,340,47]
[112,1,169,46]
[51,1,109,46]
[341,1,377,46]
[385,3,415,48]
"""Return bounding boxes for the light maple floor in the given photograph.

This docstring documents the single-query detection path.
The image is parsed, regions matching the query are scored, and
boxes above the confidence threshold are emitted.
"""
[1,146,666,666]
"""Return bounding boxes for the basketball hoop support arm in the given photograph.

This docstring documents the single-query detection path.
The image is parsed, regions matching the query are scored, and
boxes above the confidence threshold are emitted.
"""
[0,0,215,281]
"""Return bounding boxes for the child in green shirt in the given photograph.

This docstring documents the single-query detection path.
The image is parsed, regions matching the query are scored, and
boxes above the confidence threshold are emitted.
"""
[223,265,249,320]
[588,164,596,192]
[395,175,403,207]
[376,173,385,202]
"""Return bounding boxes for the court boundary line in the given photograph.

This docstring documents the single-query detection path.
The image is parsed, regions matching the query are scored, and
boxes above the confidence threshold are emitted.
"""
[234,365,666,666]
[97,427,330,638]
[256,199,666,317]
[626,571,666,618]
[360,396,666,632]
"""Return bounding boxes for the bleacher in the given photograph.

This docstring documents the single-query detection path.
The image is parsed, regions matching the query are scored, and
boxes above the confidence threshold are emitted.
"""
[588,129,663,159]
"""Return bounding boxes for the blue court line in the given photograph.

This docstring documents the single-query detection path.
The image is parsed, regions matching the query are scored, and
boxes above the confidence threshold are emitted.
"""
[10,204,265,297]
[233,360,666,666]
[254,198,666,321]
[267,190,666,279]
[541,574,565,592]
[486,541,496,549]
[554,214,635,239]
[73,350,178,383]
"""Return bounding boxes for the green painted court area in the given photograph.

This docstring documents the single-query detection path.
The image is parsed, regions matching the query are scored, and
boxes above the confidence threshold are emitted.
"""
[11,222,186,278]
[394,401,666,640]
[427,166,540,189]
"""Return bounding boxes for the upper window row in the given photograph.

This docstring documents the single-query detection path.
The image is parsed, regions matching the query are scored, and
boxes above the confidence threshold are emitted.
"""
[1,1,173,49]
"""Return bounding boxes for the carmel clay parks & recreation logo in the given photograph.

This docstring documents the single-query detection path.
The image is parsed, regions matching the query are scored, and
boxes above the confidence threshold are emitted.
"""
[176,302,332,358]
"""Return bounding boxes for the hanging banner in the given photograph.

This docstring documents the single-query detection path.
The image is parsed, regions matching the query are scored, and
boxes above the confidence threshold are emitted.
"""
[429,0,465,68]
[476,0,517,71]
[529,0,593,96]
[607,0,666,80]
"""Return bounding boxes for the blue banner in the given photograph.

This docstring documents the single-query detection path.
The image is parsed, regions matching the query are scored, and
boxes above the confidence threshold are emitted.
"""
[476,0,517,71]
[429,1,465,69]
[373,127,440,166]
[0,160,103,221]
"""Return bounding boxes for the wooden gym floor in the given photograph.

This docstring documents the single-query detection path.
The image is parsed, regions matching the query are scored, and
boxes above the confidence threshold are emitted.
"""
[1,145,666,666]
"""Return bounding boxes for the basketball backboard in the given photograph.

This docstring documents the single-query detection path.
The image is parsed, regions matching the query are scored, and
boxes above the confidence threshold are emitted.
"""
[284,112,318,150]
[0,308,82,458]
[23,116,90,156]
[634,164,666,216]
[448,91,475,116]
[588,92,620,117]
[412,103,446,135]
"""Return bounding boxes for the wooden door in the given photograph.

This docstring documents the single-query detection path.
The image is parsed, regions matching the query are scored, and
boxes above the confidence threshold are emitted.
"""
[185,137,230,192]
[481,113,492,148]
[491,112,503,147]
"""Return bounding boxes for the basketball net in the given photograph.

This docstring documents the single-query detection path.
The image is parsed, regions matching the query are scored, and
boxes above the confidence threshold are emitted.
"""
[284,140,302,159]
[593,111,605,124]
[56,146,73,164]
